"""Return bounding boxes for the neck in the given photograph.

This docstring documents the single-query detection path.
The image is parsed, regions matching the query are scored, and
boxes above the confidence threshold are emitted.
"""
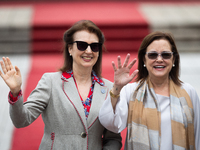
[73,67,92,83]
[150,76,170,96]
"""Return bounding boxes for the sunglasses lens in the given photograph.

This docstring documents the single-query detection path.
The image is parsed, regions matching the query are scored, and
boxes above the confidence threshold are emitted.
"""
[147,52,173,59]
[75,41,101,52]
[76,41,88,51]
[162,52,172,59]
[91,43,101,52]
[147,52,158,59]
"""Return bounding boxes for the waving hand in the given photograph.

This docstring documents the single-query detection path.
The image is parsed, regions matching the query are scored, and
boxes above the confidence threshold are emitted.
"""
[112,53,138,89]
[110,54,138,110]
[0,57,22,96]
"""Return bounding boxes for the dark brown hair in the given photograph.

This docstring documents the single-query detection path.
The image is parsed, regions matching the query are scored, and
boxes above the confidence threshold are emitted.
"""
[136,31,182,86]
[59,20,105,78]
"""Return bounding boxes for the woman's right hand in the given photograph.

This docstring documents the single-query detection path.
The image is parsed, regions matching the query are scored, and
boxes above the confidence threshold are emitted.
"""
[0,57,22,96]
[110,53,138,111]
[112,53,138,93]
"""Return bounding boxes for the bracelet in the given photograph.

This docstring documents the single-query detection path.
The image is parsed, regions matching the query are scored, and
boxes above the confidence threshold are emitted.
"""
[109,90,120,98]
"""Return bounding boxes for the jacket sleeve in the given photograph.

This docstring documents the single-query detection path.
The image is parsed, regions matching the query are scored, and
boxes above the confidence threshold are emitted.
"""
[9,73,51,128]
[99,83,136,133]
[102,128,122,150]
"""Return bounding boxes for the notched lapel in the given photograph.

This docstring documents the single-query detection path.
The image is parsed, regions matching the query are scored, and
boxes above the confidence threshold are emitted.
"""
[87,82,108,128]
[62,78,87,127]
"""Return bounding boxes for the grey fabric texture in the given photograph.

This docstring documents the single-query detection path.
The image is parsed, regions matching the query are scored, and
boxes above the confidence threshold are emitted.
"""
[10,72,122,150]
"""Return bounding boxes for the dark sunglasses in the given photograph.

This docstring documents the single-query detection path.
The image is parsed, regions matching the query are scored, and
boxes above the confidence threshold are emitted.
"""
[72,41,102,52]
[146,51,173,59]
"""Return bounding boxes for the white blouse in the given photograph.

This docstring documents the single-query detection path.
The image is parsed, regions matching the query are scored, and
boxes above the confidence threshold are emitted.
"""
[156,94,172,150]
[99,82,200,149]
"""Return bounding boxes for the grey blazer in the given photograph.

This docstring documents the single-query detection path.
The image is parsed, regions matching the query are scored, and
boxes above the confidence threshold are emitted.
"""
[10,72,122,150]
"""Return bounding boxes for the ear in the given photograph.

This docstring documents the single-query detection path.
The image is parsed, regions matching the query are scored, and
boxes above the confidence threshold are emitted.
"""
[143,57,146,65]
[172,55,176,64]
[68,45,73,55]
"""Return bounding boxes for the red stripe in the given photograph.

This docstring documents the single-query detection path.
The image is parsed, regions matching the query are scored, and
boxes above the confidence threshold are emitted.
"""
[11,54,63,150]
[31,2,149,53]
[32,2,147,27]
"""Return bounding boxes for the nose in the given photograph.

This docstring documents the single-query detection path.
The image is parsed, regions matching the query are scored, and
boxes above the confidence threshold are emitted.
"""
[156,54,163,61]
[85,46,93,53]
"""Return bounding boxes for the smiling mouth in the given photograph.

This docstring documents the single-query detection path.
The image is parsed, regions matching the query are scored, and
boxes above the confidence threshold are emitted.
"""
[82,56,93,60]
[154,66,165,69]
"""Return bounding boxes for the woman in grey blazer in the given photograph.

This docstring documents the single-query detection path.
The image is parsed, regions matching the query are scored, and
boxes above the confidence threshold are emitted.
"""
[0,20,122,150]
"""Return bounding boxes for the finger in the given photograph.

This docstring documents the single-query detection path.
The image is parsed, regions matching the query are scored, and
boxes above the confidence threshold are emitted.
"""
[0,69,5,81]
[122,53,130,68]
[112,61,117,72]
[7,57,14,70]
[0,70,2,77]
[15,66,21,76]
[117,56,122,69]
[1,58,7,74]
[127,58,137,70]
[3,57,11,72]
[130,69,139,79]
[0,61,5,79]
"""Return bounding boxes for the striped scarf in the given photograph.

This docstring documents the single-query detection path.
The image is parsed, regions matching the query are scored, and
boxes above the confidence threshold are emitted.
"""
[127,79,195,150]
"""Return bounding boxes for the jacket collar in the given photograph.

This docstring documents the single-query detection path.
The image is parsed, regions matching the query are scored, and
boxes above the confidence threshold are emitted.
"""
[87,82,108,127]
[61,71,108,129]
[61,70,104,86]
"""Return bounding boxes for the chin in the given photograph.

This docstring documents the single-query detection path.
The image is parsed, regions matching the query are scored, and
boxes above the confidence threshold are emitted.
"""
[154,74,169,79]
[82,64,94,68]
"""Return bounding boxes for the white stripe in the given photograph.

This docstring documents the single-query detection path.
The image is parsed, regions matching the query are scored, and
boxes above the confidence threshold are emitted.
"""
[140,4,200,52]
[0,54,31,150]
[0,6,33,53]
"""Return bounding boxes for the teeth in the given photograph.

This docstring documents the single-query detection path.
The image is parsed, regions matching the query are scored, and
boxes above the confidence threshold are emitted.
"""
[155,66,164,68]
[83,57,92,60]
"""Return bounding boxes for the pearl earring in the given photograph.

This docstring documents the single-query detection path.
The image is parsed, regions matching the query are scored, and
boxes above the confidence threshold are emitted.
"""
[144,64,146,67]
[69,53,72,56]
[173,64,175,67]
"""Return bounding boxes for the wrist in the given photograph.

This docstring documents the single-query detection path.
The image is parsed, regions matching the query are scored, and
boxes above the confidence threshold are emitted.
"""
[112,84,122,95]
[11,89,21,97]
[110,89,120,98]
[9,90,22,104]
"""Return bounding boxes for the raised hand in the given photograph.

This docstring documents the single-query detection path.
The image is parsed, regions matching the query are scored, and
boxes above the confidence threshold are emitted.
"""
[0,57,22,96]
[112,53,138,89]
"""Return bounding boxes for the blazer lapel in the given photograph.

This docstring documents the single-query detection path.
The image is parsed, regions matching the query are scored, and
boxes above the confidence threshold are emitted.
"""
[62,77,87,128]
[87,82,108,127]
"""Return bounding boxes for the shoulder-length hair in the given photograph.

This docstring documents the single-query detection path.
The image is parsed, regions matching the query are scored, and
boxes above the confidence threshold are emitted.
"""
[136,31,182,86]
[59,20,105,78]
